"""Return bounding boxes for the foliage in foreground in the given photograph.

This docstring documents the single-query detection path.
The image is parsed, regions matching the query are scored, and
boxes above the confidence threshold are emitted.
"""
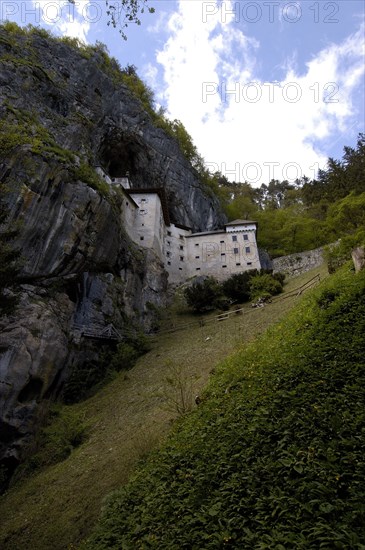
[184,271,284,312]
[85,265,365,549]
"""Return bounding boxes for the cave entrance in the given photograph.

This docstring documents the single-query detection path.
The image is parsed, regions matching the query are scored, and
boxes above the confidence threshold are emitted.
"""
[99,133,141,180]
[18,377,44,403]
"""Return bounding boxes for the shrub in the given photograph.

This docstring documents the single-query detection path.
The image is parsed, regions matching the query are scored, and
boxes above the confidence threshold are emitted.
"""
[160,362,195,417]
[13,405,88,482]
[222,270,259,303]
[249,272,284,301]
[109,343,138,372]
[73,163,110,198]
[271,271,286,285]
[324,231,365,274]
[62,356,111,404]
[184,277,224,313]
[63,333,150,404]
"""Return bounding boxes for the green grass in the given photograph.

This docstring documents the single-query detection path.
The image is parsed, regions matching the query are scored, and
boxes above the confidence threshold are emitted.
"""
[83,263,365,549]
[0,266,328,550]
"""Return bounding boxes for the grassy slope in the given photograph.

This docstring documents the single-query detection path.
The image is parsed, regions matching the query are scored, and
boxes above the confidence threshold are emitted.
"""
[0,267,326,550]
[85,264,365,550]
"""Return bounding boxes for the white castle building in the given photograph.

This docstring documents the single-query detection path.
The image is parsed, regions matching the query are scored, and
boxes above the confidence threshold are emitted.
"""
[96,167,261,284]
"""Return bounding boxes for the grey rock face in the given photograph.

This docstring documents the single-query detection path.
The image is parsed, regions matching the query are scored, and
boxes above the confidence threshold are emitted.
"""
[0,27,223,478]
[351,246,365,273]
[272,247,324,277]
[0,287,73,475]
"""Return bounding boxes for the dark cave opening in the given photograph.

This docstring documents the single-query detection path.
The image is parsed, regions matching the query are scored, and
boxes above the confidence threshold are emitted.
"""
[99,134,140,180]
[18,377,44,403]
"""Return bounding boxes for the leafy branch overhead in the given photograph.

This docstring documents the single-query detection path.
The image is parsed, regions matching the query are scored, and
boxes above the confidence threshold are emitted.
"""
[68,0,155,40]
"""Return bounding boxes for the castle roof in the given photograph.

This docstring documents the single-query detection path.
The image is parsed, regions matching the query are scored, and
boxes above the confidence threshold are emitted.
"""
[225,219,257,226]
[186,230,223,238]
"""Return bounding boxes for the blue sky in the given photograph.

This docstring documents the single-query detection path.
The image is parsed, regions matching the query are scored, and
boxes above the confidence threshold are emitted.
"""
[1,0,364,185]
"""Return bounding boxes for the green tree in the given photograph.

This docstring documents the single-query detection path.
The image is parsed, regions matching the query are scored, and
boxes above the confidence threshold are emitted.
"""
[249,272,284,300]
[184,277,226,313]
[222,270,258,303]
[301,133,365,204]
[326,191,365,236]
[224,182,259,221]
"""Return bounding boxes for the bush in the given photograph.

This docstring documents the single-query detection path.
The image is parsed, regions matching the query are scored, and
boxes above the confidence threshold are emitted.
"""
[271,271,286,285]
[222,270,259,303]
[324,232,365,274]
[184,277,224,313]
[73,163,110,198]
[13,405,88,482]
[109,343,138,371]
[249,272,284,301]
[63,333,150,404]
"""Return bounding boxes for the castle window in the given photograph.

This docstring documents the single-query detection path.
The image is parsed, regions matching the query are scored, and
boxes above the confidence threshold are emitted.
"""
[232,235,237,242]
[167,261,171,265]
[140,236,144,241]
[196,268,201,271]
[141,198,146,203]
[195,243,199,247]
[243,234,248,241]
[179,235,184,240]
[236,263,241,266]
[222,265,227,268]
[167,231,172,236]
[245,246,251,253]
[234,247,239,254]
[167,240,171,246]
[180,256,184,261]
[195,256,200,259]
[220,240,224,243]
[247,262,252,266]
[221,253,226,256]
[179,267,182,271]
[179,245,184,250]
[166,251,171,257]
[140,209,145,213]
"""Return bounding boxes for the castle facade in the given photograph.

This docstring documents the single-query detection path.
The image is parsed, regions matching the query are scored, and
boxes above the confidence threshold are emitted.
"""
[96,167,261,285]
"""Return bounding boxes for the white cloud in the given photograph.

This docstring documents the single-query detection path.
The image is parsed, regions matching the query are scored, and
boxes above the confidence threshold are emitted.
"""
[155,1,365,184]
[147,10,171,35]
[31,0,91,42]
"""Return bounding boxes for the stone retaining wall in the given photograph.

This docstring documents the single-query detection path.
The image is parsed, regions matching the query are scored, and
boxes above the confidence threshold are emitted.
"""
[272,246,325,277]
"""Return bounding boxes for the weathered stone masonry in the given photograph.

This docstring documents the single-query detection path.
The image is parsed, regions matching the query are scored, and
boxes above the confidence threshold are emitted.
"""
[96,167,261,284]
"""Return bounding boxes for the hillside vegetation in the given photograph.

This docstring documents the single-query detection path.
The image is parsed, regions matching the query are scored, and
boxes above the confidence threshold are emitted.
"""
[0,268,324,550]
[85,264,365,549]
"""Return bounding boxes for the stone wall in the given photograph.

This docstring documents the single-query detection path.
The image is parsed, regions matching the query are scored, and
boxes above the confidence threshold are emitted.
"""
[164,224,191,284]
[185,228,261,282]
[272,246,325,277]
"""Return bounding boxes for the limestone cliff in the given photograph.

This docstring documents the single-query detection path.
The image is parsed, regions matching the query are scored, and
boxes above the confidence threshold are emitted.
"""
[0,25,226,482]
